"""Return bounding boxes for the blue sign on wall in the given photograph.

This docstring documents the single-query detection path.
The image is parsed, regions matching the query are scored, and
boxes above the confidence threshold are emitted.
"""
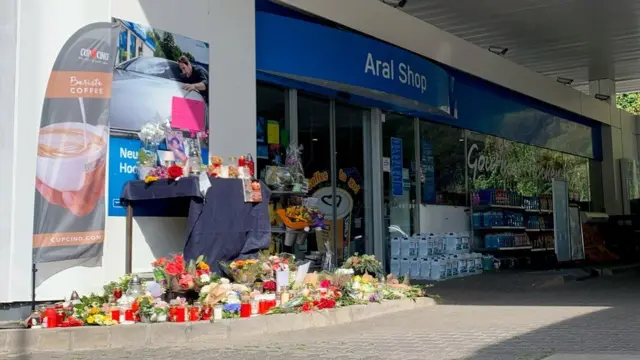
[256,12,451,110]
[390,137,404,197]
[108,136,141,217]
[421,140,435,203]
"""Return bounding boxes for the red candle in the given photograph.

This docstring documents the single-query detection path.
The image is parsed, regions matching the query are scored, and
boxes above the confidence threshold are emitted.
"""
[56,310,65,326]
[189,306,200,322]
[246,155,255,177]
[240,303,251,318]
[44,308,57,328]
[169,306,177,322]
[258,300,267,315]
[238,156,245,167]
[201,306,212,321]
[111,309,121,323]
[175,307,186,323]
[124,309,134,322]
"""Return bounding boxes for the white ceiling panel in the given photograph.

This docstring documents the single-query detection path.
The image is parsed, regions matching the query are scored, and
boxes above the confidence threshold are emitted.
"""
[401,0,640,93]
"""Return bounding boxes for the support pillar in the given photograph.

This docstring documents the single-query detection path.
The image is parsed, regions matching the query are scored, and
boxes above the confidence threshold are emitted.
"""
[590,78,624,215]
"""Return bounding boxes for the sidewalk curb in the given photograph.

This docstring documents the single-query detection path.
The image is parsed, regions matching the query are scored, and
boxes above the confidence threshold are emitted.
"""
[1,297,435,355]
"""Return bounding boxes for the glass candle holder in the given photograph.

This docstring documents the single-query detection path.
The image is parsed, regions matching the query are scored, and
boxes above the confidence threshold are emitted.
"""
[240,303,252,318]
[213,305,223,321]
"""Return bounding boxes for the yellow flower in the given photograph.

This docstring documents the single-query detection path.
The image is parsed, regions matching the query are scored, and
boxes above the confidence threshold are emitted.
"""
[86,315,95,324]
[353,275,362,283]
[94,314,104,324]
[89,307,100,315]
[144,175,158,184]
[198,262,210,271]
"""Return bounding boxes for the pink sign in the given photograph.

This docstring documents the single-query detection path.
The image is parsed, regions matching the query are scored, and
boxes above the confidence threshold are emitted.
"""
[171,96,205,131]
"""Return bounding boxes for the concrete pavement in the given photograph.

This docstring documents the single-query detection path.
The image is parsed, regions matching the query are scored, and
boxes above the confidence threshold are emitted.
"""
[10,272,640,359]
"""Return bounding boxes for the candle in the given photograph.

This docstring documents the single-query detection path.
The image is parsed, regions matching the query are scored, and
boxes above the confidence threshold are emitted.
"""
[201,306,212,321]
[213,305,223,321]
[124,309,134,322]
[240,303,251,318]
[45,308,57,329]
[111,309,121,323]
[175,307,186,323]
[189,306,200,322]
[251,299,258,315]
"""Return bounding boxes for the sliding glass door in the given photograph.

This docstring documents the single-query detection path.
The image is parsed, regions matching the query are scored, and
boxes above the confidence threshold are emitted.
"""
[297,93,372,265]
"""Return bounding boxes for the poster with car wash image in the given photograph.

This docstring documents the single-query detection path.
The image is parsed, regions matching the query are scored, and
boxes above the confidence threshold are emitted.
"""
[110,18,209,132]
[308,168,364,262]
[107,19,210,217]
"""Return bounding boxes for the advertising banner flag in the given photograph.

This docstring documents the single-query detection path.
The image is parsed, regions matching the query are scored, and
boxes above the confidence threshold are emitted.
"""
[33,23,119,263]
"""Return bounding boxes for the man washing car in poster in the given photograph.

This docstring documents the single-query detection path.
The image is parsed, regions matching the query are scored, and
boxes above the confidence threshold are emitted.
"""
[178,55,209,104]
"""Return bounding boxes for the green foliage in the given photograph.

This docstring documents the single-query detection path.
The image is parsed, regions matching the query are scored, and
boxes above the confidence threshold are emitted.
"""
[149,30,195,63]
[616,93,640,115]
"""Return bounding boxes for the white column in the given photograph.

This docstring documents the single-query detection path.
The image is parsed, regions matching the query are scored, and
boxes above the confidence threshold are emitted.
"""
[208,0,257,161]
[590,78,624,215]
[0,0,20,303]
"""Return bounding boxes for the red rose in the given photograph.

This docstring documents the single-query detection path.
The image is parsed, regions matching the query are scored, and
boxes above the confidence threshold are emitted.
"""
[319,280,331,289]
[165,260,184,276]
[167,165,184,179]
[152,257,167,267]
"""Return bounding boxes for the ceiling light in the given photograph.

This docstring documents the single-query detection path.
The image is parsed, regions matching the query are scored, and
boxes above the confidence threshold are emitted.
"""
[556,77,574,85]
[594,93,610,101]
[380,0,408,8]
[488,46,508,56]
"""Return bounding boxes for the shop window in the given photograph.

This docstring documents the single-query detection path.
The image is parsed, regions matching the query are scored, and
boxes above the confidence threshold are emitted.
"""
[419,120,465,206]
[467,131,597,210]
[256,82,286,177]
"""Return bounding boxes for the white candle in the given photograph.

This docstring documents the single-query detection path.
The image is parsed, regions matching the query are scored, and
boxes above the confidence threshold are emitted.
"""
[213,305,223,320]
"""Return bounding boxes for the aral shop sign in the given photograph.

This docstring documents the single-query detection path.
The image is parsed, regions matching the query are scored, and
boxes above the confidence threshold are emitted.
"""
[467,143,567,183]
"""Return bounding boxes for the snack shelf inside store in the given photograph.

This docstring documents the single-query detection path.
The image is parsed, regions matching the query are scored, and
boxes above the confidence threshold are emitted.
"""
[470,189,557,255]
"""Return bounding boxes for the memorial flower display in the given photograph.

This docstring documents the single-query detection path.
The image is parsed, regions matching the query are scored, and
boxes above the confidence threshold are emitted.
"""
[32,252,429,331]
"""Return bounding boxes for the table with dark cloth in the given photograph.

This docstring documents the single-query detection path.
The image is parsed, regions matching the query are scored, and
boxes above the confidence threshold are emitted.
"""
[120,177,271,274]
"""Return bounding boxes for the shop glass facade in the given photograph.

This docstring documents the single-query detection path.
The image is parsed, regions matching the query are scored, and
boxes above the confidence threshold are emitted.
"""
[256,80,604,267]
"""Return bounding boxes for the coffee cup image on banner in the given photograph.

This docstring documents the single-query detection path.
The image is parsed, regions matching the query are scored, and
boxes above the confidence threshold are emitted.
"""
[311,187,354,260]
[36,121,108,217]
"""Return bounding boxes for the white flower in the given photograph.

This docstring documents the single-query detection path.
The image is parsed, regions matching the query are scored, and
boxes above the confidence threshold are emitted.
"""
[335,268,354,275]
[220,278,230,285]
[352,281,361,290]
[200,274,211,283]
[200,285,211,295]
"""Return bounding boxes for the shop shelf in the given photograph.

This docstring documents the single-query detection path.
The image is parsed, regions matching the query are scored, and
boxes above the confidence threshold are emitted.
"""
[525,228,540,232]
[474,204,525,211]
[476,246,533,251]
[531,247,554,252]
[474,226,526,231]
[539,229,554,232]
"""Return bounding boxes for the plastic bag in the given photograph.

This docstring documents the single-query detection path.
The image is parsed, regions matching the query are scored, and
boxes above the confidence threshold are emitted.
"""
[323,240,334,272]
[285,143,305,183]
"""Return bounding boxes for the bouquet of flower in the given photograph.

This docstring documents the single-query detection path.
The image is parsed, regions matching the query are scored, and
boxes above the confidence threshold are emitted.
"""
[308,208,327,230]
[152,254,212,292]
[342,253,384,277]
[135,295,169,322]
[73,296,117,326]
[144,166,168,183]
[276,205,312,230]
[223,258,260,284]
